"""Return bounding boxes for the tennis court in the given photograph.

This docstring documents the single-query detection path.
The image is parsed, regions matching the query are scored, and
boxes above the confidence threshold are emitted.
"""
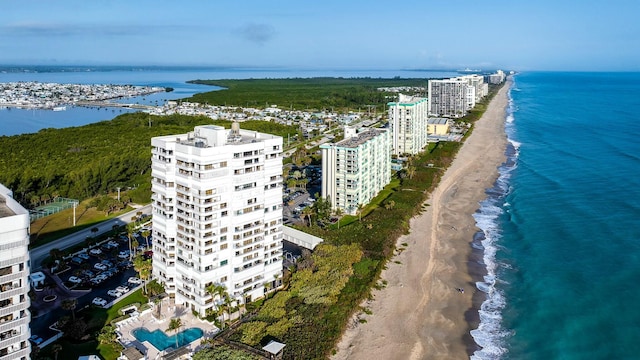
[30,197,79,222]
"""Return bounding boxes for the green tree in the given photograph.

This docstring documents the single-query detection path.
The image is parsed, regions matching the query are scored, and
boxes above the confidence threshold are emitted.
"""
[193,345,259,360]
[61,298,78,320]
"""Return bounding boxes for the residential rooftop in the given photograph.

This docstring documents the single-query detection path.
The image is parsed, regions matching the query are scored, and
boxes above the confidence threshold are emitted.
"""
[334,128,386,149]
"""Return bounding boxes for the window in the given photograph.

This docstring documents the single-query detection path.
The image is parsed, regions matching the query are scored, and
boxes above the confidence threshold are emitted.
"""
[220,243,228,250]
[220,260,228,266]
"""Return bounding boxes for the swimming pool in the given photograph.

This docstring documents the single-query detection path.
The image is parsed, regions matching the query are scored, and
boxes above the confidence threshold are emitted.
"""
[132,327,203,351]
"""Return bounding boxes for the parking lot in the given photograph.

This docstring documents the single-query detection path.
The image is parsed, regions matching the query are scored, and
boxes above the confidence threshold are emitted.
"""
[29,228,152,340]
[283,165,322,225]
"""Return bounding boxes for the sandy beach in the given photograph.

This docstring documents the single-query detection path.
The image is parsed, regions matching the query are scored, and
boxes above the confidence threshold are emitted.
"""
[332,80,510,360]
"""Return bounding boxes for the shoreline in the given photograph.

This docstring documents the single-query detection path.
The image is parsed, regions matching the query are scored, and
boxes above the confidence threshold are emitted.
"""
[332,80,510,360]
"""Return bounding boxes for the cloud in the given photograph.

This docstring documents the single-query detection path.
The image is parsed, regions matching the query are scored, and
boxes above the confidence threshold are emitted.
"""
[236,23,275,44]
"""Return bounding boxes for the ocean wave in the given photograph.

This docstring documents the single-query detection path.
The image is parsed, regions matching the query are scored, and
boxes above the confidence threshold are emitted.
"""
[470,80,519,359]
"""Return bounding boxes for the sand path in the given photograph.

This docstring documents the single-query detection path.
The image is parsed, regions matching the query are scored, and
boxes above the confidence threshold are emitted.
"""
[332,80,510,360]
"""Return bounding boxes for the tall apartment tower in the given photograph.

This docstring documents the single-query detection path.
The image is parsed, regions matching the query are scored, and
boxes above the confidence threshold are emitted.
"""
[0,184,31,360]
[321,127,391,215]
[387,94,429,156]
[428,79,469,118]
[151,124,283,315]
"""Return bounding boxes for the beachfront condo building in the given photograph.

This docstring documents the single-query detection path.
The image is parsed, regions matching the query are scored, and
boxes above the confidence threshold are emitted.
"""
[428,79,469,118]
[387,94,429,155]
[488,70,506,84]
[0,184,31,360]
[151,124,283,316]
[321,126,391,215]
[454,74,489,104]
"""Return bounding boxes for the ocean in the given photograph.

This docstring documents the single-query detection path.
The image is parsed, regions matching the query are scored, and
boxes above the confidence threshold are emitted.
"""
[471,72,640,359]
[0,66,458,136]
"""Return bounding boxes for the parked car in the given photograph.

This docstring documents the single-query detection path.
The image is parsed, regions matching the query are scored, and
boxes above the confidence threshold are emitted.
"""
[115,285,129,293]
[94,263,108,271]
[101,260,114,268]
[92,297,107,307]
[71,257,84,265]
[89,248,102,256]
[118,250,130,259]
[107,240,119,247]
[107,289,122,298]
[82,270,95,278]
[68,276,82,284]
[128,277,142,285]
[77,252,90,260]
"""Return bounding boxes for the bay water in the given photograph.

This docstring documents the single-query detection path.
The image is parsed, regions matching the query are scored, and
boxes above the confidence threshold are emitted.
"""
[0,66,458,136]
[472,72,640,359]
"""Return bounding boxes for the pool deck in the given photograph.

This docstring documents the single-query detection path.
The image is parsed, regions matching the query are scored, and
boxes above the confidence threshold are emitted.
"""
[115,297,219,359]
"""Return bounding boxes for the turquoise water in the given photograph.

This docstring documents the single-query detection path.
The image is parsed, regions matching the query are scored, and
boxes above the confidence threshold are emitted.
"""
[132,327,203,351]
[471,72,640,359]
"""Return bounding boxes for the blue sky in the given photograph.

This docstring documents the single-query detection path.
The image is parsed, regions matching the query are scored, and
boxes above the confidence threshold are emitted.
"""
[1,0,638,71]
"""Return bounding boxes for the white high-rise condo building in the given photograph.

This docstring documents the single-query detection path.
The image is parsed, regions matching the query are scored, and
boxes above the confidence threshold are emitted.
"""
[151,124,283,316]
[428,79,469,118]
[321,127,391,215]
[0,184,31,360]
[387,94,429,155]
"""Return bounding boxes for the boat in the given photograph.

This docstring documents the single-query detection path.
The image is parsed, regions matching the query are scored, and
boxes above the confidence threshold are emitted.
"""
[52,106,67,111]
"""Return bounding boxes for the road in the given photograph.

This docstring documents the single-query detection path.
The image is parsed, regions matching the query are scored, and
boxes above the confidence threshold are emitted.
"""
[30,204,152,270]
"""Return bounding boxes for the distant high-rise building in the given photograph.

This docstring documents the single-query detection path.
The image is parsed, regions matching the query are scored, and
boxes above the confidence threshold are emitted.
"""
[321,126,391,215]
[0,184,31,360]
[428,79,469,118]
[488,70,506,84]
[151,124,283,316]
[387,94,429,155]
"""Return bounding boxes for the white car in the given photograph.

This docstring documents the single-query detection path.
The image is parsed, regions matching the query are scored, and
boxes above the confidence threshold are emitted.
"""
[92,297,107,307]
[116,285,129,293]
[118,250,130,259]
[128,277,142,285]
[68,276,82,284]
[94,263,108,271]
[107,289,122,298]
[77,252,90,260]
[89,248,102,256]
[107,240,119,247]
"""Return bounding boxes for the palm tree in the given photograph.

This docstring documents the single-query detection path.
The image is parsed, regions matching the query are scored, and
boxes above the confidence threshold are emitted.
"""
[205,284,227,321]
[52,343,63,360]
[357,203,365,221]
[133,255,152,294]
[301,206,315,227]
[141,229,151,248]
[126,223,136,261]
[61,298,78,320]
[334,208,344,229]
[167,318,183,349]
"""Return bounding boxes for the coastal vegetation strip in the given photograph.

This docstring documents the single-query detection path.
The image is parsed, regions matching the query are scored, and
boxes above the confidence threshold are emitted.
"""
[223,84,505,359]
[187,78,430,111]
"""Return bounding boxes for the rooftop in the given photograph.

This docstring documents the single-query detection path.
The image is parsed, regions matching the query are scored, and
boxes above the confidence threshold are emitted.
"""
[335,128,386,149]
[428,118,449,125]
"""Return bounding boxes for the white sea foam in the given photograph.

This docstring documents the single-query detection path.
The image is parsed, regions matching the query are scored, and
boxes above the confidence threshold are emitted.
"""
[469,80,519,360]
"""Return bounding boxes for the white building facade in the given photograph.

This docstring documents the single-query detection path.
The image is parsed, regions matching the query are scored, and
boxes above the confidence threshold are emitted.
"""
[0,184,31,360]
[151,125,283,315]
[321,127,391,215]
[428,79,469,118]
[387,94,429,156]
